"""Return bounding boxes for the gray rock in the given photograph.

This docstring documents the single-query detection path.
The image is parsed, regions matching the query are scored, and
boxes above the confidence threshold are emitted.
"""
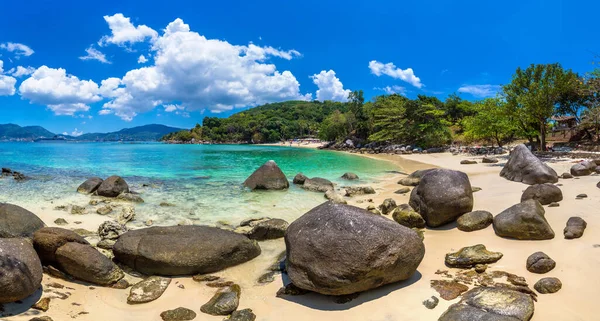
[534,277,562,294]
[445,244,503,268]
[422,296,439,309]
[341,172,359,180]
[234,217,288,240]
[439,287,534,321]
[292,173,308,185]
[570,161,594,176]
[457,211,493,232]
[0,238,43,303]
[302,177,334,192]
[324,190,347,204]
[500,144,558,185]
[0,203,45,238]
[128,276,171,304]
[285,202,425,295]
[520,183,563,205]
[117,193,144,203]
[228,308,257,321]
[344,186,376,197]
[200,284,241,315]
[113,225,261,276]
[493,200,555,240]
[378,198,397,215]
[564,217,587,239]
[548,202,560,207]
[243,160,289,190]
[526,252,556,274]
[160,307,196,321]
[409,169,473,227]
[32,227,89,265]
[77,177,103,194]
[397,169,435,186]
[55,242,124,285]
[392,204,425,228]
[97,176,130,197]
[98,220,128,240]
[576,193,587,199]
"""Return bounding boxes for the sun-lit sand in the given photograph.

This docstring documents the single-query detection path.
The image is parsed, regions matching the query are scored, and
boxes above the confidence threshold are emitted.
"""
[4,151,598,321]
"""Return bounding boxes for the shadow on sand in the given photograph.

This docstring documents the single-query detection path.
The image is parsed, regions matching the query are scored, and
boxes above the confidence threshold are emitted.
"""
[0,287,43,318]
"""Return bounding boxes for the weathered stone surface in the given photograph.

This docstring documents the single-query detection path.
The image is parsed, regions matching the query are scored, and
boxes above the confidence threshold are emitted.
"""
[430,280,469,300]
[292,173,308,185]
[324,190,347,204]
[438,287,535,321]
[397,169,435,186]
[98,220,128,240]
[113,225,261,276]
[564,217,587,239]
[570,161,595,176]
[482,157,499,164]
[243,160,289,190]
[500,144,558,185]
[445,244,503,268]
[409,169,473,227]
[32,227,89,265]
[344,186,375,196]
[55,242,124,285]
[576,193,588,199]
[234,218,288,240]
[526,252,555,274]
[70,205,86,215]
[457,210,493,232]
[378,198,397,215]
[0,238,43,303]
[117,206,135,225]
[128,276,171,304]
[228,308,257,321]
[548,202,560,207]
[534,277,562,294]
[461,160,477,165]
[117,193,144,203]
[520,183,563,205]
[29,317,54,321]
[285,202,425,295]
[0,203,45,238]
[97,205,113,215]
[423,296,439,309]
[160,307,196,321]
[77,177,103,194]
[302,177,334,192]
[200,284,241,316]
[493,200,555,240]
[341,172,359,180]
[97,176,130,197]
[392,204,425,228]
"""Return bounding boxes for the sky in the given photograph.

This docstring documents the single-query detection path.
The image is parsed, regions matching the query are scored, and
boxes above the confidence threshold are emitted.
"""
[0,0,598,135]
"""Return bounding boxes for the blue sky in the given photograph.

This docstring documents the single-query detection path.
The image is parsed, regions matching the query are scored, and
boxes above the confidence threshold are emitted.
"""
[0,0,598,135]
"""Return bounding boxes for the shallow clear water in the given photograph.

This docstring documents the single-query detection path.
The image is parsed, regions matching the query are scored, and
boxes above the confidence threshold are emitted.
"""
[0,142,397,226]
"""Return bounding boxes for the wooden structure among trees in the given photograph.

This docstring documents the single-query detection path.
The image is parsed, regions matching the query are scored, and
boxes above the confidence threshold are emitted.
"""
[551,115,578,138]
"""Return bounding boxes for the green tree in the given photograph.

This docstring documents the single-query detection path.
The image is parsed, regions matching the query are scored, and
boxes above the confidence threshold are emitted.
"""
[319,110,349,141]
[462,97,517,147]
[369,94,409,142]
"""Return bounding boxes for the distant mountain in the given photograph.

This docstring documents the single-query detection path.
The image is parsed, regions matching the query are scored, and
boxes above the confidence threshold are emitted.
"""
[0,124,183,142]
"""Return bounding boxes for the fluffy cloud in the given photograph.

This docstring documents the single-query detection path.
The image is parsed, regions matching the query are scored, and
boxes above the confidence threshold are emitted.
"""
[369,60,423,88]
[99,17,309,120]
[164,104,184,112]
[0,60,17,96]
[62,128,83,136]
[19,66,102,115]
[79,47,111,64]
[458,84,501,98]
[8,66,36,77]
[0,42,34,57]
[99,13,158,47]
[137,54,148,63]
[310,70,350,102]
[374,85,406,95]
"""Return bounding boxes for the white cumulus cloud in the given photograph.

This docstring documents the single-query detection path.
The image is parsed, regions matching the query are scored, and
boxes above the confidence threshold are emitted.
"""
[0,42,34,57]
[310,70,350,102]
[137,54,148,63]
[8,66,36,77]
[79,47,111,64]
[19,66,102,115]
[164,104,184,112]
[63,128,83,136]
[99,13,158,47]
[369,60,423,88]
[0,60,17,96]
[458,84,501,98]
[374,85,406,95]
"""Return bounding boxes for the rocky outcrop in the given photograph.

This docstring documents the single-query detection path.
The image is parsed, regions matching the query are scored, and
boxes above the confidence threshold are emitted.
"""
[341,172,359,180]
[301,177,334,192]
[526,252,555,274]
[397,169,435,186]
[285,202,425,295]
[96,176,130,197]
[500,144,558,185]
[32,227,89,265]
[55,242,124,285]
[113,225,261,276]
[200,284,241,316]
[292,173,307,185]
[564,217,587,239]
[456,210,493,232]
[493,200,555,240]
[520,183,563,205]
[534,277,562,294]
[409,169,473,227]
[445,244,503,268]
[0,238,43,303]
[243,160,289,190]
[234,218,289,240]
[77,177,103,194]
[128,276,171,304]
[439,287,534,321]
[0,203,45,238]
[392,204,426,228]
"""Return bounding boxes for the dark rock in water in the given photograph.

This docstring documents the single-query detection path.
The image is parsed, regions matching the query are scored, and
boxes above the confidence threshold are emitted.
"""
[576,193,587,199]
[526,252,556,274]
[243,160,289,190]
[460,160,477,165]
[324,190,347,204]
[160,307,196,321]
[445,244,503,268]
[234,217,288,240]
[397,169,435,186]
[482,157,499,164]
[13,171,27,181]
[228,308,256,321]
[493,200,555,240]
[1,167,11,174]
[117,193,144,203]
[520,183,563,205]
[98,221,128,240]
[438,287,534,321]
[564,217,587,239]
[55,242,124,285]
[0,203,45,238]
[200,284,241,316]
[113,225,261,276]
[341,172,359,180]
[285,202,425,295]
[77,177,103,194]
[33,227,89,265]
[409,169,473,227]
[423,296,439,309]
[97,176,130,197]
[430,280,469,300]
[570,161,595,176]
[562,172,573,179]
[392,204,425,228]
[0,238,43,303]
[456,210,493,232]
[302,177,334,192]
[534,277,562,294]
[292,173,308,185]
[344,186,375,197]
[500,144,558,185]
[378,198,397,215]
[394,187,410,194]
[128,276,171,304]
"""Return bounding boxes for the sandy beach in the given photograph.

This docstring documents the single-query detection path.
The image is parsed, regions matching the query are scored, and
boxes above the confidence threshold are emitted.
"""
[3,150,598,321]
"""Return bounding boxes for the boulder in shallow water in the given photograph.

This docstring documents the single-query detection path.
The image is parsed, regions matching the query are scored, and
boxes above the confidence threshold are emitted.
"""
[243,160,289,190]
[200,284,241,316]
[0,238,43,303]
[341,172,359,180]
[456,210,493,232]
[520,183,563,205]
[534,277,562,294]
[564,217,586,239]
[113,225,261,276]
[97,176,130,197]
[301,177,334,192]
[0,203,45,238]
[526,252,556,274]
[438,287,534,321]
[292,173,308,185]
[397,169,435,186]
[77,177,103,194]
[285,202,425,295]
[445,244,503,268]
[409,169,473,227]
[234,217,288,240]
[493,200,555,240]
[500,144,558,185]
[33,227,89,265]
[128,276,171,304]
[55,242,124,285]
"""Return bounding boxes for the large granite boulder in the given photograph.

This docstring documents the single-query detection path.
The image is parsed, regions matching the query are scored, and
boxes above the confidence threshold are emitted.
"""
[500,144,558,185]
[439,287,534,321]
[113,225,261,276]
[397,169,435,186]
[243,160,289,190]
[55,242,124,285]
[520,183,563,205]
[0,203,45,238]
[33,227,89,265]
[77,177,103,194]
[0,238,43,303]
[301,177,334,192]
[285,202,425,295]
[408,169,473,227]
[96,176,130,197]
[493,200,555,240]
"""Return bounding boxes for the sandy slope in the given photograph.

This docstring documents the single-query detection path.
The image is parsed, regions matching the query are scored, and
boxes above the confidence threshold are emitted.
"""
[3,152,598,321]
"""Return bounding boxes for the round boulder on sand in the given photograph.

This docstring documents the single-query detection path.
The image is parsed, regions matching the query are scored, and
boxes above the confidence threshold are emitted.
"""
[520,183,563,205]
[457,210,493,232]
[493,200,555,240]
[409,169,473,227]
[526,252,556,274]
[55,242,124,285]
[0,238,43,303]
[96,176,130,197]
[243,160,289,190]
[0,203,45,238]
[570,161,595,177]
[285,202,425,295]
[500,144,558,185]
[77,177,103,194]
[534,277,562,294]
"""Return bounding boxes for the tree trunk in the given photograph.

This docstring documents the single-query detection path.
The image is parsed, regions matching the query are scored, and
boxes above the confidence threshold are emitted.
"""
[540,119,546,151]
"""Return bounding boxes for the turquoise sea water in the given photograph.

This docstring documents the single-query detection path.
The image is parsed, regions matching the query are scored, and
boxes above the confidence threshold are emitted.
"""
[0,142,397,226]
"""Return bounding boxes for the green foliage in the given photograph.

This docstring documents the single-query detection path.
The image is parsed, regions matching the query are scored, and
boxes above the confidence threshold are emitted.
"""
[462,97,517,147]
[318,110,349,141]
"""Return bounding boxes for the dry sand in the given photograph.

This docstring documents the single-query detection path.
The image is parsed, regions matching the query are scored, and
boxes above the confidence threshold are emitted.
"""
[3,152,599,321]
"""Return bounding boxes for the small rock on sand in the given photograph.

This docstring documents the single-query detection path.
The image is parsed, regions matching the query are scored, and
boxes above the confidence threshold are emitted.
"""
[228,308,257,321]
[200,284,241,316]
[526,252,556,274]
[127,276,172,304]
[430,280,469,300]
[445,244,503,268]
[160,307,197,321]
[564,217,587,239]
[422,296,439,309]
[31,297,51,312]
[534,277,562,294]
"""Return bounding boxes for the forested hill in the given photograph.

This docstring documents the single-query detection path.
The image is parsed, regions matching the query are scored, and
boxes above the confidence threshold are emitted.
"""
[0,124,55,140]
[0,124,183,141]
